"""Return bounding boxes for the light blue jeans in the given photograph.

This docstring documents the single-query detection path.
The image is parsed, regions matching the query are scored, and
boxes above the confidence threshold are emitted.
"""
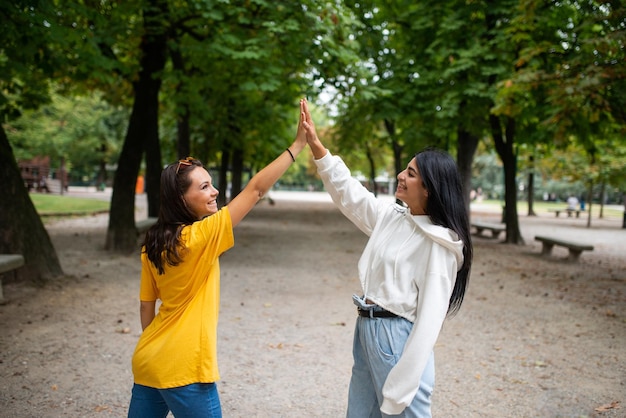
[128,382,222,418]
[347,295,435,418]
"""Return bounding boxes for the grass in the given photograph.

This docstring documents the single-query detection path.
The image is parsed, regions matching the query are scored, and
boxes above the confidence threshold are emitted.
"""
[474,199,624,219]
[30,193,110,216]
[28,193,623,219]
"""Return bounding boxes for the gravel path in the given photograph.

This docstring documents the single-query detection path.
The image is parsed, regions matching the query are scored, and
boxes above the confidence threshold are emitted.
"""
[0,192,623,417]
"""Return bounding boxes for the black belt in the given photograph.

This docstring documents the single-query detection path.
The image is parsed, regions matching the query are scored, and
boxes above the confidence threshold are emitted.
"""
[357,307,399,318]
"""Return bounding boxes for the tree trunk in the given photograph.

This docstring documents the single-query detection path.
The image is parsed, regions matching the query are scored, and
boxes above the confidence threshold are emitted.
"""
[527,155,537,216]
[176,109,191,159]
[622,194,626,229]
[105,0,168,252]
[59,157,66,195]
[527,171,536,216]
[230,148,244,200]
[97,143,107,188]
[0,125,63,283]
[598,181,606,219]
[145,131,162,218]
[586,181,594,228]
[456,126,479,218]
[171,48,191,159]
[384,119,402,204]
[218,148,230,207]
[366,145,378,196]
[491,114,524,244]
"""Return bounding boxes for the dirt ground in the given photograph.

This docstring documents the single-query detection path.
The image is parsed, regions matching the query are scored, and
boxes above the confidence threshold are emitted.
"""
[0,191,624,417]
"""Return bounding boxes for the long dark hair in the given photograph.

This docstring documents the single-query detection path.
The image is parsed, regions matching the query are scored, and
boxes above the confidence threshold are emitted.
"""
[414,148,473,316]
[142,157,205,274]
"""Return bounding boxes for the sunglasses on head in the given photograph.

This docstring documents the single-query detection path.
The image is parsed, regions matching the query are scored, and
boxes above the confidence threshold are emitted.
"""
[175,157,197,174]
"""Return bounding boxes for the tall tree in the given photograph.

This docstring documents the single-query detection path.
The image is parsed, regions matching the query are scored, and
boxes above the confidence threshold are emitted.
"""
[0,1,64,282]
[337,1,521,240]
[105,0,168,251]
[507,0,626,228]
[160,0,333,201]
[483,2,526,243]
[0,127,63,283]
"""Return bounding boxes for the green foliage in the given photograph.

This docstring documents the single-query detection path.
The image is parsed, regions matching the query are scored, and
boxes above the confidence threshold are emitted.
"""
[6,92,127,181]
[472,150,504,199]
[507,0,626,145]
[1,1,58,119]
[3,0,624,198]
[155,0,330,167]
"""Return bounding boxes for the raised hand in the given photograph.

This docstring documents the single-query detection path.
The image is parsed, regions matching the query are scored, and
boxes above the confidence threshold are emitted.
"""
[295,99,308,148]
[300,98,318,143]
[300,98,327,160]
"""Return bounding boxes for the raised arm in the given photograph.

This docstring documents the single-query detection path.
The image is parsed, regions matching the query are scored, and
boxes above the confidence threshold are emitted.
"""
[227,100,308,227]
[301,98,328,160]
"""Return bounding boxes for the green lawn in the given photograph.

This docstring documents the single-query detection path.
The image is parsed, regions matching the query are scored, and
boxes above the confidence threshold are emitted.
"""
[28,193,623,219]
[30,193,110,216]
[474,199,623,219]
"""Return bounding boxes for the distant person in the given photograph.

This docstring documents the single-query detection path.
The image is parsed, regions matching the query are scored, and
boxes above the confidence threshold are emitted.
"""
[39,176,48,193]
[567,195,579,211]
[127,102,307,418]
[301,99,473,417]
[579,196,585,211]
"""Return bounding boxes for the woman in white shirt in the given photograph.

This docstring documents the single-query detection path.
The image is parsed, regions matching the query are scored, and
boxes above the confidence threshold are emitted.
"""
[301,99,473,417]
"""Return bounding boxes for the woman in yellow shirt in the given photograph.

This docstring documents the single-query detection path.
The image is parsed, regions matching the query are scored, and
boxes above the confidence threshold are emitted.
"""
[128,101,308,417]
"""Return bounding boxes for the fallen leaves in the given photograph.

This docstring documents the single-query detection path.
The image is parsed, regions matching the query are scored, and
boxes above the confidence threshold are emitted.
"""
[267,342,304,350]
[94,405,110,412]
[595,401,620,412]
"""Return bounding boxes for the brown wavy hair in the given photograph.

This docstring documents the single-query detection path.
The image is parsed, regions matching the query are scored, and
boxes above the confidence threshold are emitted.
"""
[142,158,205,274]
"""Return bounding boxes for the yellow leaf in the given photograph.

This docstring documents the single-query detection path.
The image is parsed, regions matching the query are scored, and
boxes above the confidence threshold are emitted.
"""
[594,401,620,412]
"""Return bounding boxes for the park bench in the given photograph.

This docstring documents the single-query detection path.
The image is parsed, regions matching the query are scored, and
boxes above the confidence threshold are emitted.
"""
[136,217,158,234]
[0,254,25,304]
[471,221,506,239]
[534,235,594,262]
[548,208,581,218]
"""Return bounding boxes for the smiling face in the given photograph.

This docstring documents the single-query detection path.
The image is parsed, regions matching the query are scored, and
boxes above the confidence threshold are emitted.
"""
[182,166,219,220]
[395,157,429,215]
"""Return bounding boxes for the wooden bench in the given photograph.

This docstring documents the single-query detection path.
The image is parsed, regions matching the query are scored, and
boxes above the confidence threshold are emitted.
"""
[548,208,581,218]
[0,254,25,304]
[535,235,594,262]
[471,221,506,239]
[136,217,158,234]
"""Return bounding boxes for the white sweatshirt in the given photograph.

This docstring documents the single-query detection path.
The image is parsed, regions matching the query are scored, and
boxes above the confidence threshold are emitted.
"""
[315,152,464,415]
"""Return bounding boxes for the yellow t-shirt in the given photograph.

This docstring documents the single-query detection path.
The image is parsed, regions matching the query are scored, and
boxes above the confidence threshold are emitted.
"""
[131,207,234,388]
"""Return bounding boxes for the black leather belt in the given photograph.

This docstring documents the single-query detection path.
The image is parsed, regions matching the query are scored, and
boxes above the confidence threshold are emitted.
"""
[357,308,399,318]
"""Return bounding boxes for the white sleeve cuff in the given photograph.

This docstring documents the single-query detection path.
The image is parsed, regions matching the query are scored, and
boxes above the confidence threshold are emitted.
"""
[380,398,406,415]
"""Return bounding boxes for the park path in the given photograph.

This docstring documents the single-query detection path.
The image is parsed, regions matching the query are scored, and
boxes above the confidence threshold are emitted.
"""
[0,191,623,417]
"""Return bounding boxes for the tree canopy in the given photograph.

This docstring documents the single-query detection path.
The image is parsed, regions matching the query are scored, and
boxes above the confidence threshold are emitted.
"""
[2,0,625,280]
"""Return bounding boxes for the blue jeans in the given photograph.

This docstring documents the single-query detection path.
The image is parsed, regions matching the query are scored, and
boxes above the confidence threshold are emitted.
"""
[347,296,435,418]
[128,383,222,418]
